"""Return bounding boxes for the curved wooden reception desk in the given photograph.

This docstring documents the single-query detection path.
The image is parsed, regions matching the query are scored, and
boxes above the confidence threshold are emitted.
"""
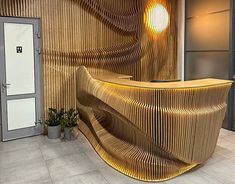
[76,66,232,181]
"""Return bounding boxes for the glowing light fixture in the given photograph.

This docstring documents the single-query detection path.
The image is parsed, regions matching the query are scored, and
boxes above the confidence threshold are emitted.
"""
[144,2,169,34]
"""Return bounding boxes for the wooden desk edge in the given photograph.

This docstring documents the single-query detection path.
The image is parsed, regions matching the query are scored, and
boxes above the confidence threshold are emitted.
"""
[93,76,233,89]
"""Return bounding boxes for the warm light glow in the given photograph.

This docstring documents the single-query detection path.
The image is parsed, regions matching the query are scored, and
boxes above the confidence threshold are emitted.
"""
[144,2,169,34]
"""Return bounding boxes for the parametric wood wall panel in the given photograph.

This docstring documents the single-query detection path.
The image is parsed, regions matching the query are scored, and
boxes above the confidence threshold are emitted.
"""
[0,0,178,113]
[76,66,232,181]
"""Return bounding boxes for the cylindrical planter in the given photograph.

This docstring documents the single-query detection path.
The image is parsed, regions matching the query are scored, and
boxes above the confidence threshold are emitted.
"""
[64,127,77,140]
[48,125,61,139]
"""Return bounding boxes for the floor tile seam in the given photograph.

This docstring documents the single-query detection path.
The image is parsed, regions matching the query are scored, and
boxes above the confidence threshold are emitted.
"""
[39,143,54,184]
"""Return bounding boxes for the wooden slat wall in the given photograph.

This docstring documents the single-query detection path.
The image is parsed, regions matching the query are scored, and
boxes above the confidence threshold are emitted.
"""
[0,0,178,113]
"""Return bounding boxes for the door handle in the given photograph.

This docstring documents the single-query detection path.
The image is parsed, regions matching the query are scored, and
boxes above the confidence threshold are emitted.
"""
[2,83,11,89]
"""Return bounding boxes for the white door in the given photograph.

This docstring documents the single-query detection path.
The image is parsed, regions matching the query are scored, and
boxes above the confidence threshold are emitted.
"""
[0,17,42,141]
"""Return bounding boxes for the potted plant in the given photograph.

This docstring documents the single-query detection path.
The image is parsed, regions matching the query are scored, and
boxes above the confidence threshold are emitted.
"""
[45,108,65,139]
[62,108,79,140]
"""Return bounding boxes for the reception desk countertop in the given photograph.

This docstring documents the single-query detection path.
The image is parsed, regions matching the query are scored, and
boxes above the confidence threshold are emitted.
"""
[92,72,232,89]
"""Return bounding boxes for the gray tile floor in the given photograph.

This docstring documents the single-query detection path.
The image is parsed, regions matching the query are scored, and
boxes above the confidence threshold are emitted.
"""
[0,129,235,184]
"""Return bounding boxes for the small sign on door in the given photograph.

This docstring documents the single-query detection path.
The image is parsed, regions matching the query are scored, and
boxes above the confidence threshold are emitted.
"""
[16,46,22,53]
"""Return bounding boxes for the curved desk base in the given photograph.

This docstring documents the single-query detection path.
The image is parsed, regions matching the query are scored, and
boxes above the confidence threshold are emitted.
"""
[76,66,232,181]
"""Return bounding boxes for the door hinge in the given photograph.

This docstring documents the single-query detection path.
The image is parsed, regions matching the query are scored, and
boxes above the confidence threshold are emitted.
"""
[35,120,43,126]
[36,48,41,55]
[36,31,41,38]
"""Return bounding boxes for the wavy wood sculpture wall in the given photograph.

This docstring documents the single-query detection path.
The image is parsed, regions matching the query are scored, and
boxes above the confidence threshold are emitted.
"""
[0,0,178,113]
[76,66,232,181]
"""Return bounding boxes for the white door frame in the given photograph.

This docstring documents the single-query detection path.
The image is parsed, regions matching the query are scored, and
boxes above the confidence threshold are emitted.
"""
[0,17,43,141]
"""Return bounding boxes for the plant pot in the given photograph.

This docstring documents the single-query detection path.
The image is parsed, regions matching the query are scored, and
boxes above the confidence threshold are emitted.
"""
[64,127,77,140]
[48,125,61,139]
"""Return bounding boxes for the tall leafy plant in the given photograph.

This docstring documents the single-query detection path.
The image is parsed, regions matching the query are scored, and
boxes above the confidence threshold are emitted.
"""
[45,108,65,126]
[62,108,79,128]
